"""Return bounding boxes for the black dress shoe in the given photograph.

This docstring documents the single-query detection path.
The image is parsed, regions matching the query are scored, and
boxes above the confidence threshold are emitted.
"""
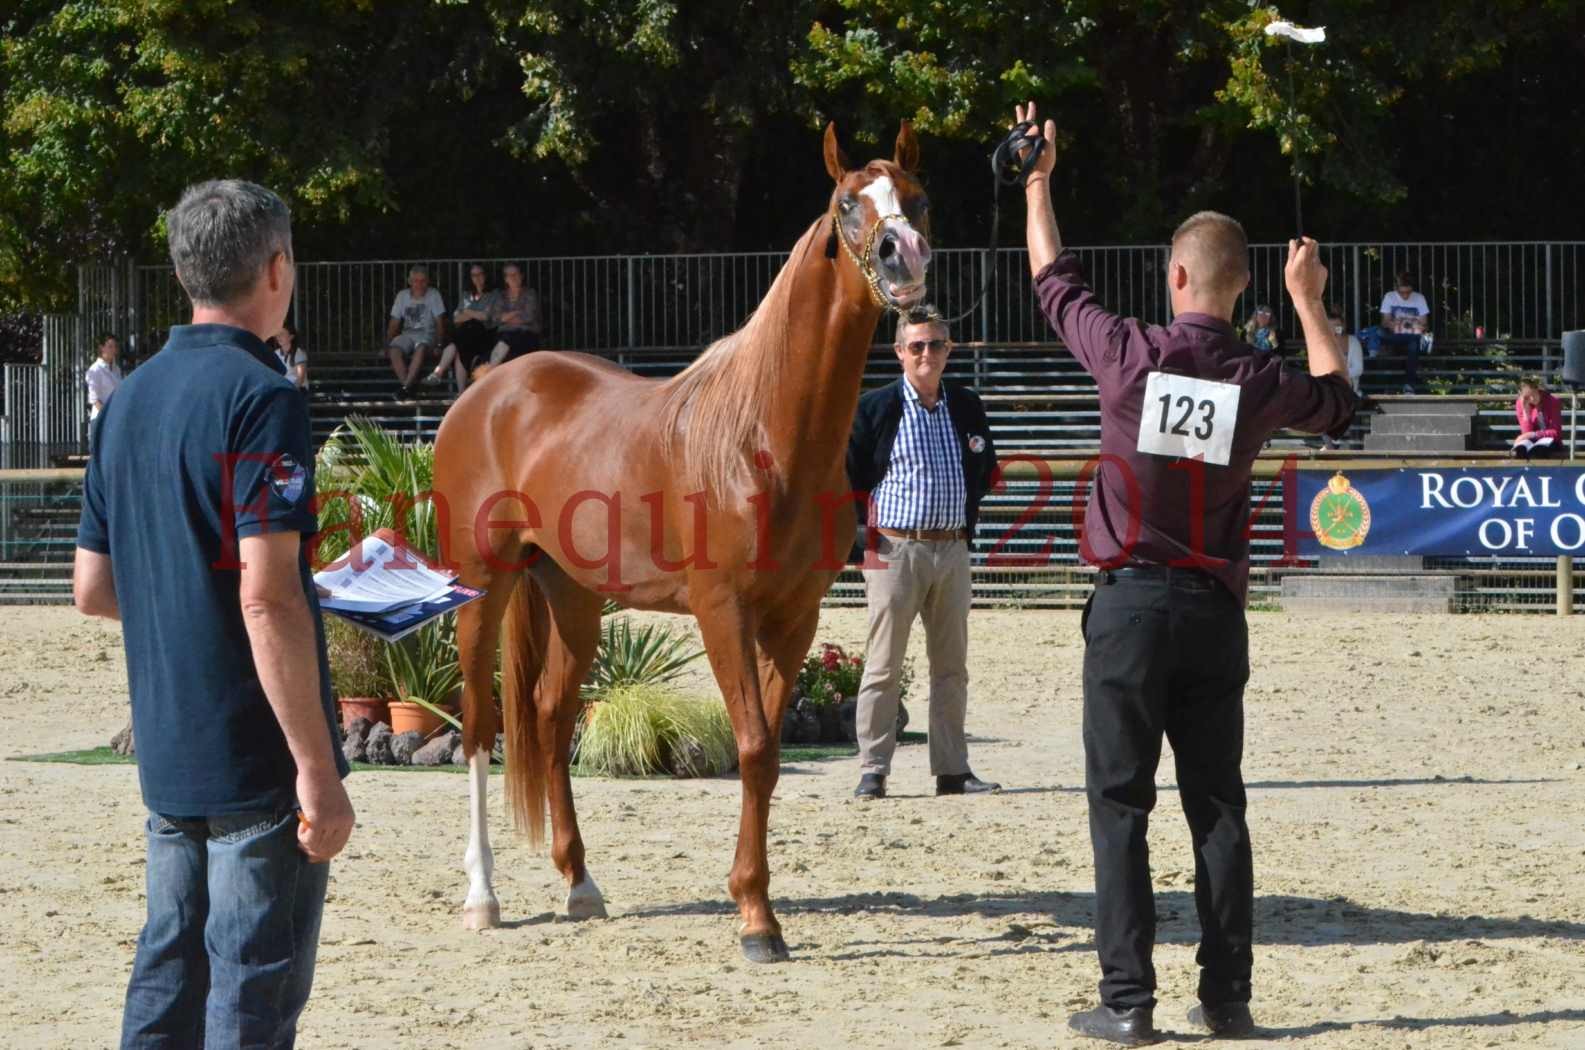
[936,772,1002,795]
[1067,1004,1160,1046]
[1187,1001,1255,1037]
[853,773,886,799]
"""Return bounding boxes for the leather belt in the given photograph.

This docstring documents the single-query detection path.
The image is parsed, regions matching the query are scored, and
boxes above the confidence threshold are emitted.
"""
[876,526,967,542]
[1100,565,1219,590]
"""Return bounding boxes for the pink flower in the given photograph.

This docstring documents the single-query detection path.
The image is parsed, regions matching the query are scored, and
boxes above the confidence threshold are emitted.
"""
[849,656,862,666]
[822,650,841,671]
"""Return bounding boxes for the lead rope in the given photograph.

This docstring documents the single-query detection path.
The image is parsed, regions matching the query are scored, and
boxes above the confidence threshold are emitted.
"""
[938,122,1048,327]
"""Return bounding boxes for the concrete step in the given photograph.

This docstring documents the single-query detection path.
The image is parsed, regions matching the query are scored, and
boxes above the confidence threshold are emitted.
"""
[1315,555,1426,574]
[1280,574,1457,613]
[1363,433,1471,452]
[1369,414,1474,436]
[1375,399,1480,417]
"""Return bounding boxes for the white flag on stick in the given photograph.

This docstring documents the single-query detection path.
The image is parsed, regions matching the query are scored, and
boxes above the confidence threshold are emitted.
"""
[1264,21,1326,44]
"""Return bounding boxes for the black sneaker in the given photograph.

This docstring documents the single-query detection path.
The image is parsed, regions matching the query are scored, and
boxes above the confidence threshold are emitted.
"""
[1187,1001,1255,1037]
[1067,1004,1160,1046]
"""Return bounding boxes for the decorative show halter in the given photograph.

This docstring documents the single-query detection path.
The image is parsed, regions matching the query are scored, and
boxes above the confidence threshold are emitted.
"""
[831,207,910,312]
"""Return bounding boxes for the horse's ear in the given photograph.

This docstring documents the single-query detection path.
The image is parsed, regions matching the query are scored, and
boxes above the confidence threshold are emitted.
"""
[894,119,920,173]
[823,122,849,183]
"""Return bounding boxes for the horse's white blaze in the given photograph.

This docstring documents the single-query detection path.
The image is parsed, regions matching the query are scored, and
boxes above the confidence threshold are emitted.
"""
[462,749,498,925]
[860,175,927,288]
[860,175,902,218]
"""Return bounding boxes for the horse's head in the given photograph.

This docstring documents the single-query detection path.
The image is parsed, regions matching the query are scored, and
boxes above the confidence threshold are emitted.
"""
[824,121,931,312]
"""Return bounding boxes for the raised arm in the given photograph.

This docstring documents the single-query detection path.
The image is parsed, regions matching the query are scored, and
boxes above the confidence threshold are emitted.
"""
[1017,102,1062,277]
[1285,239,1346,380]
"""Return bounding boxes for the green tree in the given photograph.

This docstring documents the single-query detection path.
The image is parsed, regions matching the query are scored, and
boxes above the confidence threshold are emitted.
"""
[0,0,477,308]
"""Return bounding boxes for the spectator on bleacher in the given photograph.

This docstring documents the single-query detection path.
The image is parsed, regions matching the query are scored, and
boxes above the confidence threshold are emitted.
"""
[269,323,309,394]
[1327,303,1364,394]
[1512,378,1564,459]
[1320,305,1364,450]
[427,263,498,392]
[85,333,123,425]
[488,263,543,365]
[385,264,447,399]
[1370,271,1432,394]
[1242,304,1281,356]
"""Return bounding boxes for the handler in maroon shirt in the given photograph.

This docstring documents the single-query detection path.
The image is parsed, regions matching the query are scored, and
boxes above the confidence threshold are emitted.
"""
[1014,103,1357,1046]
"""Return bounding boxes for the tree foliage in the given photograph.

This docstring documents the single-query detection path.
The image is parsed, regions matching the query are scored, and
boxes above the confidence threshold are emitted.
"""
[2,1,1583,314]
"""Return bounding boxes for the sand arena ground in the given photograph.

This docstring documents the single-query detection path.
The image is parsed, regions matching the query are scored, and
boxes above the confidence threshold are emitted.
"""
[1,606,1583,1048]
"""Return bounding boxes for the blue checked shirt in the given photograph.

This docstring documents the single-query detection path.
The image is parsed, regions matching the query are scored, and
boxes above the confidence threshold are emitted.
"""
[871,379,968,530]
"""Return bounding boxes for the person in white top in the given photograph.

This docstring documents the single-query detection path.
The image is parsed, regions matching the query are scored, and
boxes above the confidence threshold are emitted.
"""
[1328,303,1364,394]
[1377,271,1433,393]
[85,334,123,447]
[1321,304,1364,450]
[269,323,309,392]
[384,265,447,399]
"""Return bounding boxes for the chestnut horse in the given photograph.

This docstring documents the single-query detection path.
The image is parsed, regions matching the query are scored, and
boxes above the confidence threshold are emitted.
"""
[432,122,932,962]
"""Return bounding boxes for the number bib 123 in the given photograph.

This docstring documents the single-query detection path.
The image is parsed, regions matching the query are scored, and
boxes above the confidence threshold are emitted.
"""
[1136,371,1241,466]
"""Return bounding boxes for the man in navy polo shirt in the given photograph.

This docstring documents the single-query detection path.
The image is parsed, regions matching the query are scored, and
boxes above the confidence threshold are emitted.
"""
[74,179,354,1048]
[1015,103,1356,1045]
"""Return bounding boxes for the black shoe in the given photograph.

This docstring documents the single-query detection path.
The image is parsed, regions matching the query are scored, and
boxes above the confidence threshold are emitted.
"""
[936,772,1002,795]
[1187,1001,1255,1038]
[1067,1004,1160,1046]
[853,773,886,799]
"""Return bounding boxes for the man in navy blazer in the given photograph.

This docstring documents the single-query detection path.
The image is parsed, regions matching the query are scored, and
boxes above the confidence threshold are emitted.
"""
[844,307,1002,799]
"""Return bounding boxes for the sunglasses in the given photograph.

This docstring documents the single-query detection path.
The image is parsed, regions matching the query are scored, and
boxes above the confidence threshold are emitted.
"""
[904,339,950,355]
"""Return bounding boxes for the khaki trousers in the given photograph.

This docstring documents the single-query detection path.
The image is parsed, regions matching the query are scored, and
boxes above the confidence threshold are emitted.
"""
[856,535,972,777]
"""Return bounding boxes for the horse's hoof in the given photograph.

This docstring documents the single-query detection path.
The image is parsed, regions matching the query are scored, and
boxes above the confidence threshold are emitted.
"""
[462,900,501,930]
[740,932,790,964]
[566,876,608,920]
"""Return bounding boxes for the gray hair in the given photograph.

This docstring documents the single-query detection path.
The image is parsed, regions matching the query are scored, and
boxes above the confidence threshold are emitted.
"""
[166,180,292,307]
[409,264,429,279]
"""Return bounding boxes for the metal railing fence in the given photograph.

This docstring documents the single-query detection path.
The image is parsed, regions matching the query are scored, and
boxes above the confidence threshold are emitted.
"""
[124,241,1585,358]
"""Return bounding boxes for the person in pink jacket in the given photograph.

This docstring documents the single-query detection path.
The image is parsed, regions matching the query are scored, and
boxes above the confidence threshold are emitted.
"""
[1512,378,1564,458]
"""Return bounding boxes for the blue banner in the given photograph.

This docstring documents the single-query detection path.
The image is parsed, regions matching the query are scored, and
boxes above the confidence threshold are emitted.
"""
[1293,466,1585,557]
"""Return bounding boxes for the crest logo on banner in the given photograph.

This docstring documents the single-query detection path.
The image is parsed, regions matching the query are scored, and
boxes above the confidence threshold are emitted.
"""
[1310,472,1371,550]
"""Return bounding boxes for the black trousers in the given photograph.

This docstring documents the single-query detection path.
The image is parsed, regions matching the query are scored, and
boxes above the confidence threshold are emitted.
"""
[1081,569,1252,1011]
[453,320,495,370]
[497,328,541,362]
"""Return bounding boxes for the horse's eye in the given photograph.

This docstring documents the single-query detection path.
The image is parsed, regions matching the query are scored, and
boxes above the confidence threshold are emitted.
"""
[839,198,855,213]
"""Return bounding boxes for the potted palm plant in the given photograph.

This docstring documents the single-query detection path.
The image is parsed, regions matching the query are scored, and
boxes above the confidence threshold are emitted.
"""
[383,620,463,737]
[326,616,394,729]
[315,418,447,731]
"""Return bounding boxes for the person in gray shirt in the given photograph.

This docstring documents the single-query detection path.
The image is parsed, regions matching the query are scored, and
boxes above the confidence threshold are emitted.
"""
[385,264,447,399]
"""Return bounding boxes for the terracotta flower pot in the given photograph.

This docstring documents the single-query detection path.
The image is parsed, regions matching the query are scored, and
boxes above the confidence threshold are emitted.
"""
[388,700,456,738]
[338,697,390,731]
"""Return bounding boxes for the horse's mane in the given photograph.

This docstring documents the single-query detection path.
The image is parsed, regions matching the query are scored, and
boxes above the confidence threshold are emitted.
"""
[659,217,826,502]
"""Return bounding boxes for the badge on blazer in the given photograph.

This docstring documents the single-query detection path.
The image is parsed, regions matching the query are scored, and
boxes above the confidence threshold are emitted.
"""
[270,453,307,505]
[968,435,986,453]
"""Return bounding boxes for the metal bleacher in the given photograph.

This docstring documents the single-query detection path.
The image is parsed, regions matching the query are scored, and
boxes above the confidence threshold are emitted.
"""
[0,335,1569,606]
[301,336,1566,455]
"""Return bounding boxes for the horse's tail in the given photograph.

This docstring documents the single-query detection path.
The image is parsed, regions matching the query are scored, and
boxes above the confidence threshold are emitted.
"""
[500,569,549,848]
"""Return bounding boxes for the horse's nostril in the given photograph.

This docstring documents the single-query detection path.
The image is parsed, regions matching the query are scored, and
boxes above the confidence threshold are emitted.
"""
[877,236,897,261]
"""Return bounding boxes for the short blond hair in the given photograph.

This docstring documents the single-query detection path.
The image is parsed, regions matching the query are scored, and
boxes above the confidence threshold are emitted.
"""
[1170,211,1249,298]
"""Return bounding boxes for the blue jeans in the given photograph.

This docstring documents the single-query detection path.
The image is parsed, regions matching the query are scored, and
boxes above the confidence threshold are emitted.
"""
[1362,327,1429,386]
[120,809,329,1049]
